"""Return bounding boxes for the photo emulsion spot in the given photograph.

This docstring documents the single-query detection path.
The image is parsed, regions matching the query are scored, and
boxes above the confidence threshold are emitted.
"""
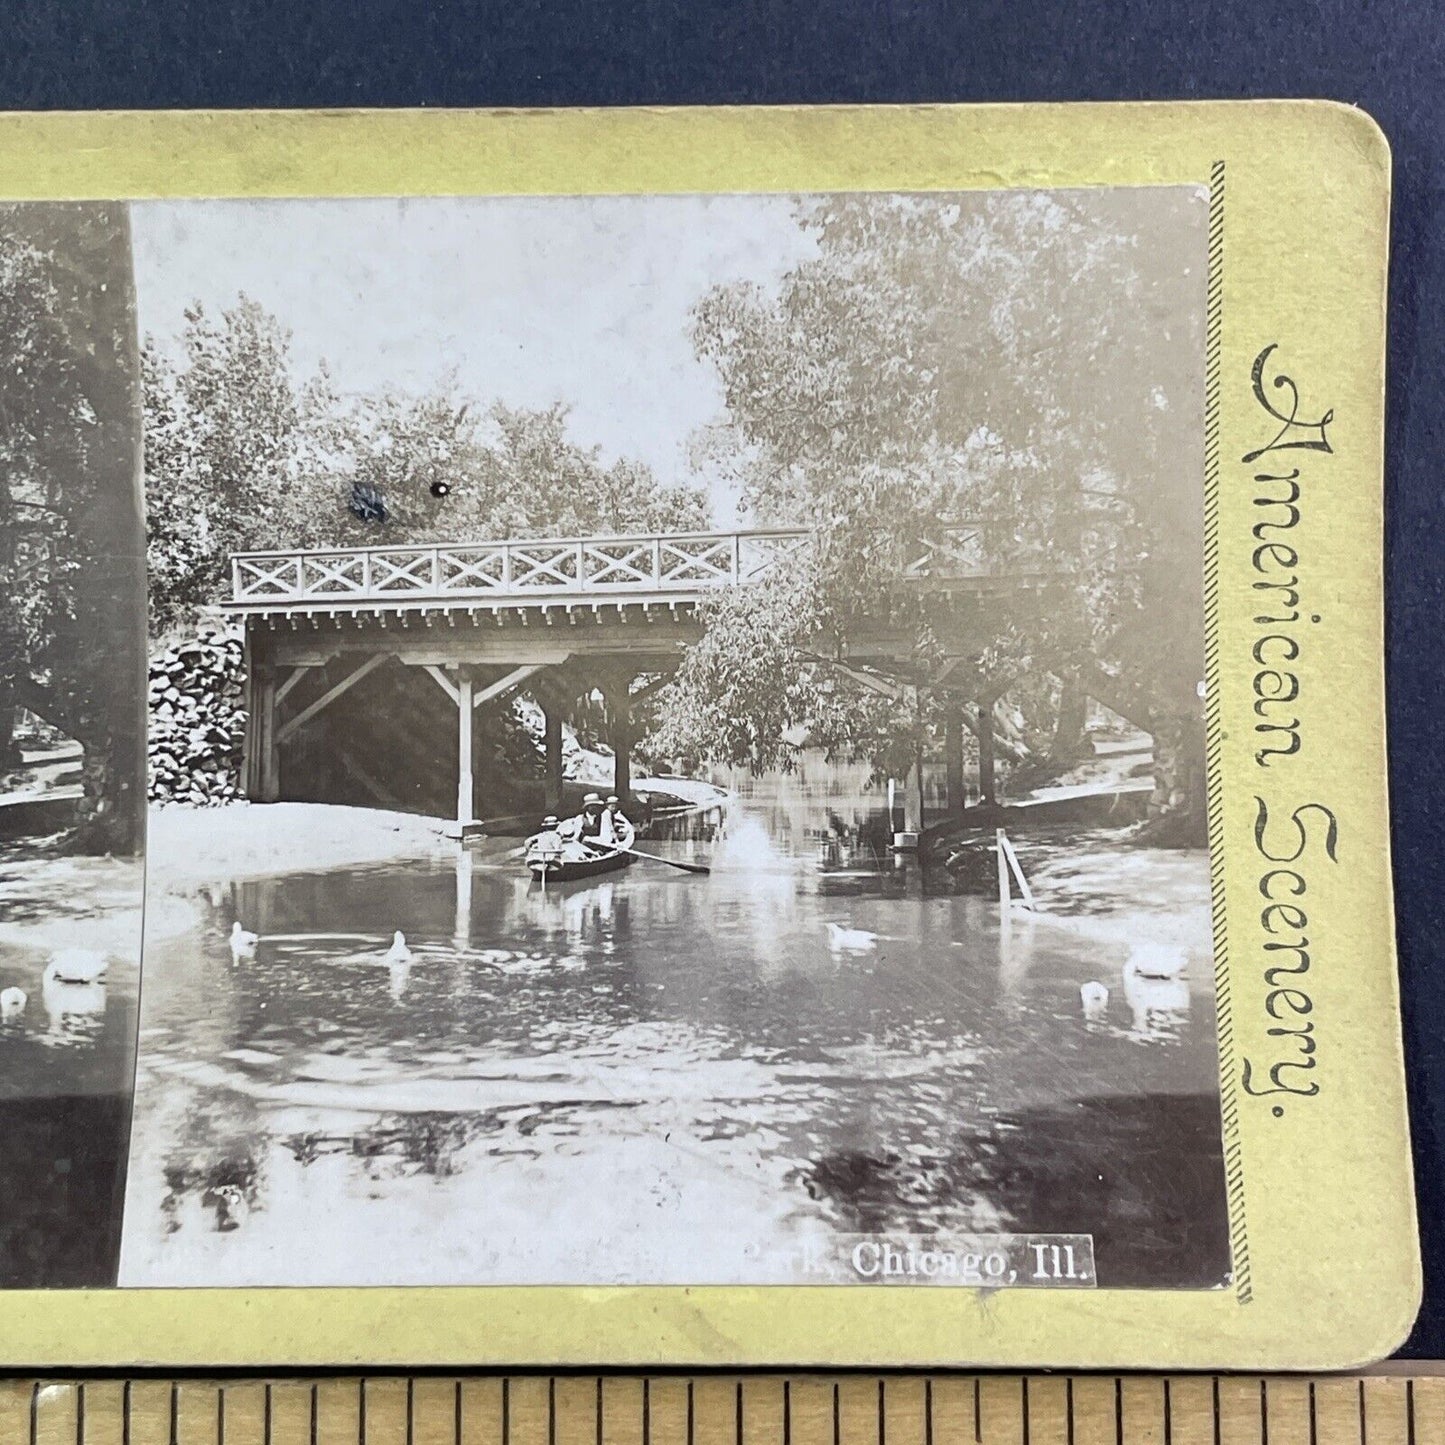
[3,188,1228,1290]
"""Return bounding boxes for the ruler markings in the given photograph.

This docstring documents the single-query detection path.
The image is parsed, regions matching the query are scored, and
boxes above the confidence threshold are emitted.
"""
[408,1381,457,1445]
[604,1379,645,1445]
[220,1386,266,1445]
[782,1379,830,1445]
[75,1384,123,1445]
[647,1382,689,1445]
[35,1383,80,1445]
[1361,1380,1408,1445]
[1120,1379,1166,1445]
[881,1378,925,1445]
[1164,1379,1213,1445]
[690,1380,735,1445]
[262,1383,310,1445]
[980,1377,1024,1445]
[549,1379,590,1445]
[836,1379,878,1445]
[1215,1375,1260,1445]
[505,1380,549,1445]
[741,1379,784,1445]
[923,1378,969,1445]
[1408,1379,1444,1445]
[1,1378,1443,1445]
[123,1383,171,1445]
[458,1381,502,1445]
[1311,1381,1364,1445]
[1024,1376,1067,1445]
[1066,1376,1115,1445]
[315,1380,362,1445]
[1261,1381,1307,1445]
[361,1381,407,1445]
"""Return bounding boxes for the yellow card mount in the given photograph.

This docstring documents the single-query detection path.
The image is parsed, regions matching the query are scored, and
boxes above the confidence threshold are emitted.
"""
[0,101,1414,1370]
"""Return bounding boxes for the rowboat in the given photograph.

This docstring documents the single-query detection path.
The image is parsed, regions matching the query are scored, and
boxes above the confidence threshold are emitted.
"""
[526,846,636,883]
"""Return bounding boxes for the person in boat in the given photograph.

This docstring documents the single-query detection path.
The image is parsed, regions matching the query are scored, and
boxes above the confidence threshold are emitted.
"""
[603,794,636,850]
[558,793,610,850]
[526,814,565,862]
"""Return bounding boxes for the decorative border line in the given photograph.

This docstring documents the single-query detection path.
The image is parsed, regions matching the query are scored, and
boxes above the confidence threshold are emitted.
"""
[1201,158,1250,1305]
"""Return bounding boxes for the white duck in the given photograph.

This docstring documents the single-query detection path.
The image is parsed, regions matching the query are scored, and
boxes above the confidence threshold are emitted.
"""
[1124,941,1190,981]
[230,921,259,960]
[0,987,27,1022]
[1079,980,1109,1022]
[827,922,878,953]
[44,948,108,986]
[383,931,413,967]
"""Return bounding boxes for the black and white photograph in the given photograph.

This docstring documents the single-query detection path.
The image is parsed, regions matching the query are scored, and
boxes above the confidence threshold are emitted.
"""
[5,187,1227,1290]
[0,202,147,1288]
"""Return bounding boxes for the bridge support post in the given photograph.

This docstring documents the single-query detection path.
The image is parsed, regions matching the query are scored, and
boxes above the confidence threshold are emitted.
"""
[242,633,281,804]
[977,699,997,807]
[608,682,632,805]
[543,707,564,814]
[945,710,966,815]
[456,669,475,830]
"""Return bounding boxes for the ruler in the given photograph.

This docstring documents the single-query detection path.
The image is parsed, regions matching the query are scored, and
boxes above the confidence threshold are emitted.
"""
[0,1375,1440,1445]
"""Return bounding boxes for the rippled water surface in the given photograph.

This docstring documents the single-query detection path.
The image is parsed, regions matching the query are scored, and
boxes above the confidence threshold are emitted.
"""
[120,780,1228,1288]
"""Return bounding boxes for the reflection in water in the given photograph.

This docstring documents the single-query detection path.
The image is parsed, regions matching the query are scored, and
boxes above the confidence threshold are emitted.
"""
[0,934,138,1287]
[120,771,1228,1289]
[42,976,108,1044]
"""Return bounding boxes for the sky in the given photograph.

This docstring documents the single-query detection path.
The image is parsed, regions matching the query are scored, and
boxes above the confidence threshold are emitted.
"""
[130,195,819,527]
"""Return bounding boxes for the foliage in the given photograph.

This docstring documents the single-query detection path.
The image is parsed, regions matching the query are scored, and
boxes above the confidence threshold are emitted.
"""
[663,190,1208,828]
[143,304,712,634]
[0,204,146,852]
[647,557,940,784]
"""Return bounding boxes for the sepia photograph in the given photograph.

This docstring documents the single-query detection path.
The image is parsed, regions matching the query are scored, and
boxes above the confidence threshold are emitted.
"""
[0,203,147,1287]
[5,185,1228,1291]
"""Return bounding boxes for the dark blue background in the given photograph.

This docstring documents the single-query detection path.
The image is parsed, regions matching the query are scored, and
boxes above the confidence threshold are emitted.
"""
[5,0,1442,1359]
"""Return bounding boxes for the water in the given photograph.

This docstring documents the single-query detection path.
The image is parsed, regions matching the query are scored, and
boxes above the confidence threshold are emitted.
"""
[119,775,1229,1289]
[0,854,142,1287]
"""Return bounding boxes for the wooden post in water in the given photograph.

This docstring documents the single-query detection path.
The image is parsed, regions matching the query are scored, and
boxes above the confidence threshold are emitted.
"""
[455,668,475,830]
[543,707,564,814]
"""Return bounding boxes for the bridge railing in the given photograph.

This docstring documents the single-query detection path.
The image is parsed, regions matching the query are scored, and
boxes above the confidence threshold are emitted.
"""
[227,524,994,607]
[228,529,815,606]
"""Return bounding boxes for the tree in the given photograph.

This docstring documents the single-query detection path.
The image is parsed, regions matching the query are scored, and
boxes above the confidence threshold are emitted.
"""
[0,203,147,854]
[664,190,1207,839]
[143,307,714,634]
[144,297,348,632]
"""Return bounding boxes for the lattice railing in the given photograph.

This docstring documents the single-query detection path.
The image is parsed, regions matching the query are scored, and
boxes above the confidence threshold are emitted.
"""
[228,524,991,607]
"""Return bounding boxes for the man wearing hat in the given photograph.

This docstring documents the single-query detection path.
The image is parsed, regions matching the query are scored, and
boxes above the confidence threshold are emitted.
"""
[558,792,609,848]
[602,794,636,850]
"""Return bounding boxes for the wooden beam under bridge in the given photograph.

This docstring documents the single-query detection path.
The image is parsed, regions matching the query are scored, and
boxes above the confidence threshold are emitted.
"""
[275,653,390,745]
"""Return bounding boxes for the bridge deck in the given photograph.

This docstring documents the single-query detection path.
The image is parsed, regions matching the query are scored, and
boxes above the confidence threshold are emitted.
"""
[225,526,994,615]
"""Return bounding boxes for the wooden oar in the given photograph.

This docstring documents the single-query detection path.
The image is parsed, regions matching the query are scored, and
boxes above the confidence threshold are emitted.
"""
[581,840,711,875]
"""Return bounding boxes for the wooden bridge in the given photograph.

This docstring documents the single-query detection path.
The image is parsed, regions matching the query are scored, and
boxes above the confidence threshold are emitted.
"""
[226,524,1034,832]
